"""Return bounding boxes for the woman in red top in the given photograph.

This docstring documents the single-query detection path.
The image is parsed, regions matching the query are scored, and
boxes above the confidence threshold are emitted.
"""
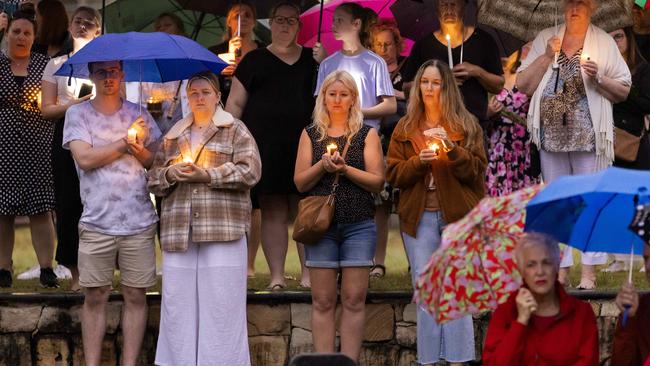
[482,233,599,366]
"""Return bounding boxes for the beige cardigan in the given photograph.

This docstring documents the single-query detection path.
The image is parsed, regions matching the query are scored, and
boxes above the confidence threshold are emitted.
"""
[520,24,632,169]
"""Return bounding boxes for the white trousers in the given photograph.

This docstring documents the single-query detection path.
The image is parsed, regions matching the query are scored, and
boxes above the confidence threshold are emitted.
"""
[539,150,608,267]
[155,236,250,366]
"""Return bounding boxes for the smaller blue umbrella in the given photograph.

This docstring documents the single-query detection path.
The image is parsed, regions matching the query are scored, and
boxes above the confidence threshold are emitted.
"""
[55,32,228,82]
[525,167,648,257]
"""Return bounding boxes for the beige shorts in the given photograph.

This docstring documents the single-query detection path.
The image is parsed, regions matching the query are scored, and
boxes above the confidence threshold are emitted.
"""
[78,224,157,288]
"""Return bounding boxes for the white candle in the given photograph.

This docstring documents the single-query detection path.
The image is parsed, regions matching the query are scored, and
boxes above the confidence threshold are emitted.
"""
[445,34,453,68]
[326,142,338,156]
[580,53,590,65]
[127,128,137,144]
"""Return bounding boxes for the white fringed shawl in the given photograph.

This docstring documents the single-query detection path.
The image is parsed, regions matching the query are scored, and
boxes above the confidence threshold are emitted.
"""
[520,24,632,169]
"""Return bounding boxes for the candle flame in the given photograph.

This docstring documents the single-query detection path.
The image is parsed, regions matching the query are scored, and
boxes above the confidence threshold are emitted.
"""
[326,142,338,155]
[182,156,194,164]
[445,34,451,41]
[428,143,440,155]
[127,128,138,143]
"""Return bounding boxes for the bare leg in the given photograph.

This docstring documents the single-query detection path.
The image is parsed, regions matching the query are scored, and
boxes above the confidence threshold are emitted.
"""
[28,212,55,268]
[288,195,310,287]
[70,266,80,291]
[259,194,290,288]
[247,209,261,277]
[339,267,371,361]
[0,216,15,270]
[82,285,111,366]
[371,202,390,277]
[120,285,148,366]
[310,268,338,353]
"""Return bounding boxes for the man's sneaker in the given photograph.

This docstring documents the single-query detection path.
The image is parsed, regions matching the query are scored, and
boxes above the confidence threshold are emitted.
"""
[0,269,12,288]
[39,267,59,288]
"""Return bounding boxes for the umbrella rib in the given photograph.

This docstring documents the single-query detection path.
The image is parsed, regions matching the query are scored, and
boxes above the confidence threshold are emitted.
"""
[582,193,618,250]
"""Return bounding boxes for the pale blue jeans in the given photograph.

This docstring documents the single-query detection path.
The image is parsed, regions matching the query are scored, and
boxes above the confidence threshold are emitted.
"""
[403,211,475,365]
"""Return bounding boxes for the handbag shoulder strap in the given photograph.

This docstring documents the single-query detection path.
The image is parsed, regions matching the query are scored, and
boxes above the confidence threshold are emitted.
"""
[331,139,351,191]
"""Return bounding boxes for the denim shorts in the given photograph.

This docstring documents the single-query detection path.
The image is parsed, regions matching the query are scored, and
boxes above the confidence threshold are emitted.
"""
[304,219,376,268]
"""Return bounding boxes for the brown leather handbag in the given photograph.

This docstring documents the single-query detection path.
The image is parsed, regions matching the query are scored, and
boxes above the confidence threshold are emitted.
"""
[292,141,350,245]
[614,126,643,163]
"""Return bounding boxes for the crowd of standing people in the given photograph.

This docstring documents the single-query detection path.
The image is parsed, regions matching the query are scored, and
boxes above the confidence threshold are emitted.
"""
[0,0,649,365]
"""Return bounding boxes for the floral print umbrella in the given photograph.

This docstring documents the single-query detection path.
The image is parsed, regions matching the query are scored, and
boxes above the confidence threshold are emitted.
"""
[414,185,543,324]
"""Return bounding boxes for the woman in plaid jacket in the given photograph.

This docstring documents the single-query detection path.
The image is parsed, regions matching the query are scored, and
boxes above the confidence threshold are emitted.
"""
[148,71,261,366]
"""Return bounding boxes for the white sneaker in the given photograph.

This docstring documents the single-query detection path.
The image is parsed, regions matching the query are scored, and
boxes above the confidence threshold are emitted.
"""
[54,265,72,279]
[16,265,40,280]
[601,261,629,273]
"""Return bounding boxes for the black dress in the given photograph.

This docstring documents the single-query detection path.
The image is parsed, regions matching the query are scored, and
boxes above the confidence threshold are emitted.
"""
[209,40,266,104]
[402,28,503,122]
[613,61,650,170]
[234,46,317,196]
[0,52,55,216]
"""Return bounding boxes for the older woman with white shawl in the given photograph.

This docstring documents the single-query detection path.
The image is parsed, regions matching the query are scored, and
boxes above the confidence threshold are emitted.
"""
[517,0,631,289]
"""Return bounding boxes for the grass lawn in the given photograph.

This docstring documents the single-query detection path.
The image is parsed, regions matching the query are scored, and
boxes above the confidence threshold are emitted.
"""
[2,225,647,293]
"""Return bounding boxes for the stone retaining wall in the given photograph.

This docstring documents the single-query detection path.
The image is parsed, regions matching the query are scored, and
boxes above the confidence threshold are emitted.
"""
[0,292,627,365]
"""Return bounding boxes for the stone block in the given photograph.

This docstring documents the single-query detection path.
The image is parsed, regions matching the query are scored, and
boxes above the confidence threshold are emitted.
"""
[289,327,313,356]
[71,335,116,366]
[35,335,71,365]
[394,304,405,322]
[403,303,417,323]
[38,306,80,333]
[397,348,418,366]
[248,335,289,366]
[248,304,291,336]
[0,305,42,332]
[589,301,602,317]
[363,304,394,342]
[598,316,618,365]
[290,303,311,331]
[600,301,620,317]
[147,303,161,330]
[105,302,122,334]
[0,333,31,366]
[396,323,416,348]
[118,331,157,366]
[358,344,399,366]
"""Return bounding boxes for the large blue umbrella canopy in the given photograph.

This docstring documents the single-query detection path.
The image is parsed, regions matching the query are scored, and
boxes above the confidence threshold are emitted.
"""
[55,32,228,82]
[525,167,649,256]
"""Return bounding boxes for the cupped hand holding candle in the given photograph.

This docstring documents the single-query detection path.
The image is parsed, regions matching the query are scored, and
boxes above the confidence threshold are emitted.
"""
[127,128,138,144]
[428,142,441,156]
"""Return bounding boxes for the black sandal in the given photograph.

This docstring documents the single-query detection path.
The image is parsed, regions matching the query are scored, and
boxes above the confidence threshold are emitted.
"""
[369,264,386,278]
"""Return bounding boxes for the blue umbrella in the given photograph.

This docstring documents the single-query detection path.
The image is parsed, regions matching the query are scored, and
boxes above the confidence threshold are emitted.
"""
[525,167,650,325]
[55,32,228,82]
[525,167,648,256]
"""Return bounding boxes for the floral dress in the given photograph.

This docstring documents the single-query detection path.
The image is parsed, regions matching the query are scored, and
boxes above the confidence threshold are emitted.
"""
[486,88,541,197]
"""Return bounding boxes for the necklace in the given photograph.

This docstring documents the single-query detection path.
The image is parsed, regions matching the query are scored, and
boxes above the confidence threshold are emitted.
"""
[10,56,29,68]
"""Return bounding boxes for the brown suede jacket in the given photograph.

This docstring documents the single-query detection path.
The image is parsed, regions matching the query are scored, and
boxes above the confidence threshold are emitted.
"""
[386,119,487,237]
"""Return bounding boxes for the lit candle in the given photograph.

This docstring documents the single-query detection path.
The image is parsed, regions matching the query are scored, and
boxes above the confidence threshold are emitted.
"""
[326,142,338,156]
[182,156,194,164]
[127,128,138,144]
[580,53,590,65]
[428,143,440,156]
[445,34,453,68]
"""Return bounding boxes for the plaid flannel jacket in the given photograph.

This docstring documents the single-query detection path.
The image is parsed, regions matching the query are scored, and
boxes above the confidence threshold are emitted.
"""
[148,108,261,252]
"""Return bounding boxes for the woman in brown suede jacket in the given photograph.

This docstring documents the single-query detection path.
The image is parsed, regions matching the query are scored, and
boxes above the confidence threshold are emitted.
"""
[386,59,486,366]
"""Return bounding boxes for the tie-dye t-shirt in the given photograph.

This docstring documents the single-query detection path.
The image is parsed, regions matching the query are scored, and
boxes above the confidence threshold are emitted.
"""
[62,100,162,235]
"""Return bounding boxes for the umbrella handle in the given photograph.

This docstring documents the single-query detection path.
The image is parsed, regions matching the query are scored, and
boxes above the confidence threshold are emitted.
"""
[622,304,631,327]
[317,1,324,43]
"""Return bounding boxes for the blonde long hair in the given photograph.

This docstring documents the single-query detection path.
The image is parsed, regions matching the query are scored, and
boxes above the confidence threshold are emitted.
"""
[400,60,481,150]
[312,71,364,143]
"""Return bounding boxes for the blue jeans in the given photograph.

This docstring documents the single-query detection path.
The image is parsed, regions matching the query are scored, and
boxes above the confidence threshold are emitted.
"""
[304,219,376,268]
[403,211,475,364]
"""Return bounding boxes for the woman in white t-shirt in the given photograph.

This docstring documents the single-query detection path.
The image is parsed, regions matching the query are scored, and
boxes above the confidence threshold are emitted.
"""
[314,2,396,130]
[41,6,101,292]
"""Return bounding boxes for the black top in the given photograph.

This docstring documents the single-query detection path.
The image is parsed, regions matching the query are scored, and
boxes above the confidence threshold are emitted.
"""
[613,62,650,136]
[13,75,26,87]
[234,46,317,195]
[403,28,503,121]
[635,33,650,63]
[306,124,375,224]
[208,39,266,104]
